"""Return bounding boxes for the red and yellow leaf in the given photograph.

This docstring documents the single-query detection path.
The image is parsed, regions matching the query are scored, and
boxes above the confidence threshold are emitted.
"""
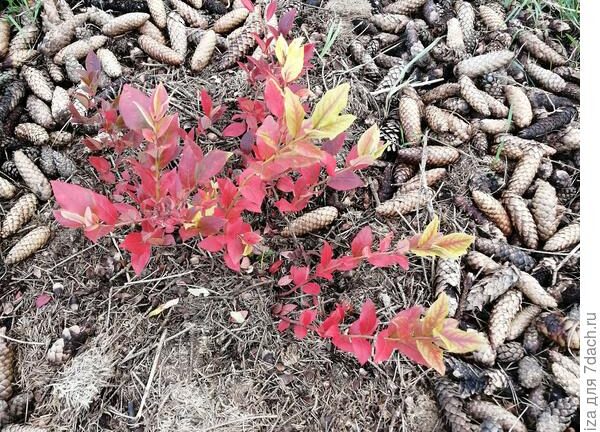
[357,124,384,159]
[430,233,475,259]
[309,83,354,137]
[421,292,449,335]
[282,37,304,82]
[284,88,305,138]
[416,339,445,375]
[435,322,486,353]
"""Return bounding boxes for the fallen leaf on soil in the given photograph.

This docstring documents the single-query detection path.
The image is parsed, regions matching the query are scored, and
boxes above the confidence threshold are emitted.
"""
[148,298,179,317]
[230,310,249,324]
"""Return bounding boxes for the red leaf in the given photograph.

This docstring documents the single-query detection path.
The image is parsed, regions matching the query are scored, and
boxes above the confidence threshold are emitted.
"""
[317,304,345,338]
[121,232,152,275]
[349,299,378,337]
[278,275,293,286]
[119,85,151,131]
[302,282,321,296]
[367,253,409,269]
[200,90,212,118]
[322,133,346,155]
[266,0,277,20]
[85,51,101,74]
[269,259,284,274]
[290,266,310,286]
[196,149,231,184]
[264,79,284,118]
[88,156,115,183]
[240,0,255,12]
[223,121,247,137]
[327,170,364,191]
[35,293,52,309]
[278,320,291,332]
[278,8,296,35]
[198,235,225,252]
[294,309,317,339]
[351,339,372,365]
[351,227,372,258]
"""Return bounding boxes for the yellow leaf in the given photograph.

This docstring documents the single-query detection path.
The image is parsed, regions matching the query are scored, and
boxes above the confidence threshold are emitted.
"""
[284,88,305,138]
[275,35,287,66]
[435,327,487,354]
[430,233,475,259]
[282,37,304,82]
[357,124,382,158]
[310,83,351,132]
[418,215,440,248]
[422,292,449,335]
[148,298,179,317]
[306,114,356,140]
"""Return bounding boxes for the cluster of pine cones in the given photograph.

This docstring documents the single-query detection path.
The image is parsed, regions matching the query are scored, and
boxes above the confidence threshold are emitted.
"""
[327,0,581,430]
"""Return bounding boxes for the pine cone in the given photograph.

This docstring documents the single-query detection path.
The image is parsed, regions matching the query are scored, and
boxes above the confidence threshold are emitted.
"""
[51,86,70,125]
[548,351,579,377]
[97,48,123,78]
[52,150,77,178]
[479,419,503,432]
[446,18,465,54]
[15,123,50,146]
[48,130,74,146]
[425,106,471,141]
[543,223,579,252]
[466,265,519,311]
[529,181,559,242]
[281,207,338,237]
[523,323,543,353]
[64,55,84,84]
[516,29,567,66]
[483,368,511,396]
[1,194,37,239]
[547,126,579,153]
[505,151,542,196]
[496,341,525,363]
[492,134,555,159]
[459,75,490,116]
[53,36,108,64]
[5,226,52,265]
[40,146,58,178]
[374,53,405,68]
[465,251,499,274]
[489,289,522,348]
[398,168,447,193]
[440,98,471,116]
[393,163,417,184]
[170,0,208,28]
[536,397,579,432]
[3,49,36,68]
[87,6,113,26]
[504,85,532,128]
[13,151,52,201]
[471,190,512,236]
[217,17,262,70]
[213,8,249,33]
[21,66,54,103]
[471,334,497,367]
[0,329,14,401]
[537,312,579,350]
[47,325,88,364]
[383,0,427,15]
[397,145,460,166]
[0,177,17,200]
[398,96,422,144]
[434,258,461,316]
[518,356,544,389]
[482,92,509,118]
[102,12,149,36]
[140,20,168,45]
[422,83,460,103]
[433,378,477,432]
[528,386,549,420]
[525,61,567,93]
[203,0,227,14]
[508,305,542,341]
[165,12,187,57]
[503,194,539,250]
[466,400,527,432]
[375,189,433,217]
[475,238,536,271]
[454,50,514,78]
[561,82,580,101]
[455,1,476,52]
[444,356,488,397]
[3,425,48,432]
[0,80,27,122]
[26,95,55,130]
[191,29,216,72]
[38,14,85,56]
[8,23,39,52]
[380,119,402,153]
[138,35,185,65]
[1,162,19,180]
[147,0,167,28]
[518,107,577,139]
[479,5,506,31]
[551,362,579,397]
[0,19,9,60]
[475,119,512,134]
[7,392,34,422]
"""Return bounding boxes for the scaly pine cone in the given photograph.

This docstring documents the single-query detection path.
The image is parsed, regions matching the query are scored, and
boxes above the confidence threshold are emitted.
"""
[489,289,522,348]
[525,61,567,93]
[51,86,70,125]
[52,150,77,178]
[102,12,150,36]
[455,1,476,52]
[398,96,422,144]
[349,41,379,78]
[503,193,539,249]
[543,223,579,252]
[440,98,471,116]
[374,52,405,68]
[21,66,54,103]
[393,163,416,184]
[375,189,433,217]
[548,351,579,377]
[471,334,497,366]
[508,304,542,341]
[1,194,38,238]
[380,119,402,153]
[8,392,34,422]
[561,82,580,101]
[496,341,525,363]
[425,106,471,141]
[516,29,567,66]
[15,123,50,146]
[475,238,535,271]
[518,107,578,139]
[475,119,512,134]
[492,134,555,159]
[38,14,84,56]
[523,323,543,353]
[433,378,477,432]
[167,11,188,57]
[48,130,73,146]
[3,49,35,68]
[138,35,185,65]
[466,400,527,432]
[484,368,511,396]
[446,18,465,54]
[422,83,460,104]
[8,23,39,52]
[97,48,123,78]
[140,20,168,45]
[5,226,52,265]
[170,0,208,28]
[505,151,542,196]
[527,385,549,421]
[531,180,559,241]
[0,19,9,60]
[376,64,404,93]
[466,265,519,311]
[64,55,84,84]
[479,5,506,31]
[13,151,52,201]
[40,146,58,178]
[147,0,167,28]
[547,126,579,153]
[217,16,263,70]
[2,424,48,432]
[281,207,338,237]
[479,420,503,432]
[518,356,544,389]
[465,251,499,274]
[398,168,447,193]
[454,50,514,78]
[504,85,532,128]
[482,92,509,118]
[383,0,427,15]
[54,36,108,64]
[537,312,579,350]
[434,258,461,316]
[213,8,249,33]
[26,95,55,130]
[471,190,512,237]
[0,80,27,122]
[537,397,579,431]
[0,177,17,200]
[203,0,227,14]
[551,362,579,397]
[397,145,460,166]
[459,75,490,116]
[0,328,14,401]
[191,29,216,72]
[1,162,20,180]
[47,325,89,364]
